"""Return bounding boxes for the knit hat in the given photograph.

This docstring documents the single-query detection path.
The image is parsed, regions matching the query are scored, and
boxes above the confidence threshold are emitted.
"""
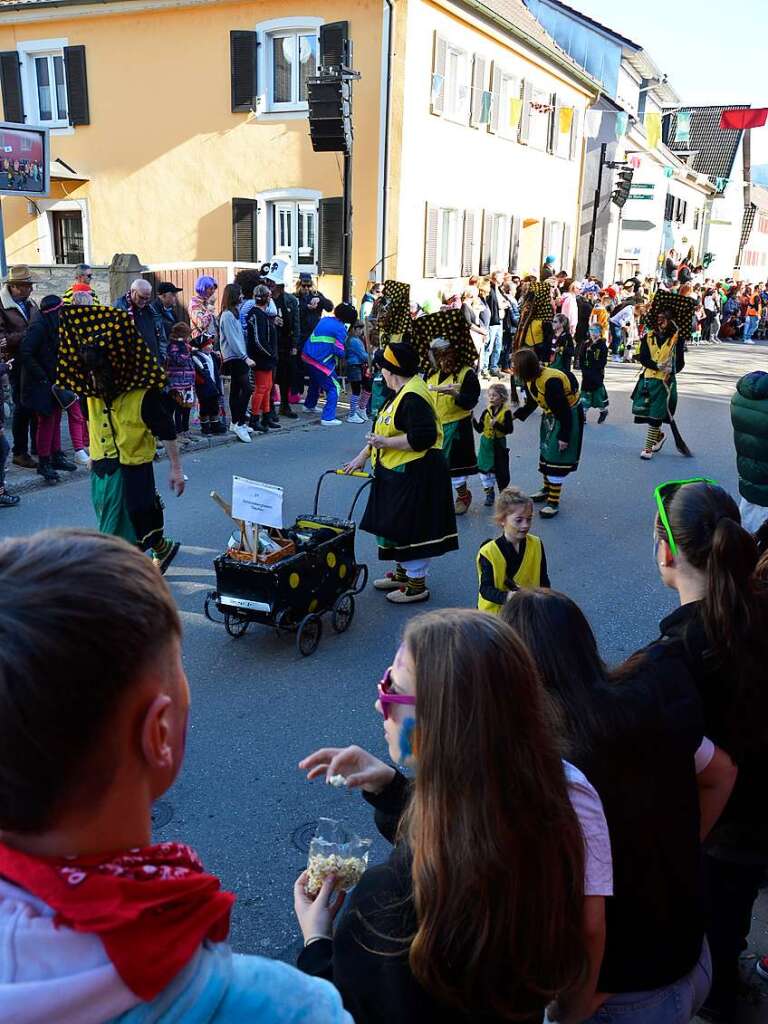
[380,342,420,377]
[334,302,358,326]
[40,294,63,314]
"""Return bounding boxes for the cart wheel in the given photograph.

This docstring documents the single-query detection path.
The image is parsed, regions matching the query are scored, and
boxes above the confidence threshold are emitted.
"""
[224,611,250,639]
[352,563,369,595]
[297,613,323,656]
[274,607,294,639]
[332,592,355,633]
[204,591,225,623]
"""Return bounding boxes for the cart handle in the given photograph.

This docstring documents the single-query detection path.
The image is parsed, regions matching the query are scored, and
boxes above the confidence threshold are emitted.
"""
[313,469,373,519]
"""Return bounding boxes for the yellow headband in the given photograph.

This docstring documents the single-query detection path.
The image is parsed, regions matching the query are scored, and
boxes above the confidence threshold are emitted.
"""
[383,344,401,369]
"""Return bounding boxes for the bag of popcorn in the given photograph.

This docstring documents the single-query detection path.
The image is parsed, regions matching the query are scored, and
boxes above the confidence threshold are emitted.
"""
[305,817,371,896]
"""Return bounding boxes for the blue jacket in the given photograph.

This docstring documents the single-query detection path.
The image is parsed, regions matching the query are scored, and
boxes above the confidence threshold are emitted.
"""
[345,335,368,366]
[301,316,347,377]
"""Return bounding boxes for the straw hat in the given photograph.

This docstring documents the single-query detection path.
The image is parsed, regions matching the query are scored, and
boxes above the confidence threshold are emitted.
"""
[5,264,39,285]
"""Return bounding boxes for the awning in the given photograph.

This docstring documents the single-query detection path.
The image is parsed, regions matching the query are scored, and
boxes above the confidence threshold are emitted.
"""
[50,159,88,182]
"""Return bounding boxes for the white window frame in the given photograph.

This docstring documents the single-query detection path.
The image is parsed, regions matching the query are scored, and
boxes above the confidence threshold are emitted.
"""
[497,71,520,141]
[488,213,511,270]
[436,207,462,277]
[443,45,471,126]
[255,189,320,273]
[527,86,552,152]
[17,37,73,134]
[255,17,323,119]
[32,197,91,264]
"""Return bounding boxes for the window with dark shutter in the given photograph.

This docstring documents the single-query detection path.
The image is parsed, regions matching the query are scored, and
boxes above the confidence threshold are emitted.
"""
[540,218,551,269]
[569,108,580,161]
[64,46,89,126]
[509,216,520,272]
[230,31,258,113]
[232,198,258,262]
[461,209,478,276]
[431,34,447,116]
[0,51,24,123]
[562,223,571,272]
[469,55,486,127]
[318,196,344,275]
[319,21,349,69]
[479,211,491,276]
[488,63,502,134]
[548,93,558,154]
[424,204,439,278]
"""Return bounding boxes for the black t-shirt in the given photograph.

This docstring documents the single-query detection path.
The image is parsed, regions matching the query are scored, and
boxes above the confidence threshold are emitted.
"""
[574,640,705,991]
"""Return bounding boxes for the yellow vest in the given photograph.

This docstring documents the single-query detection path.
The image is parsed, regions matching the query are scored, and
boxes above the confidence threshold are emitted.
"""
[426,366,472,425]
[642,330,678,381]
[532,366,580,413]
[476,535,543,614]
[372,374,443,470]
[88,389,157,466]
[482,402,512,439]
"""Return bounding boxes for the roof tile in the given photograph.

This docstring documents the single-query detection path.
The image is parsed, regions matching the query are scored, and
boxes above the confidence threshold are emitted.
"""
[667,105,747,189]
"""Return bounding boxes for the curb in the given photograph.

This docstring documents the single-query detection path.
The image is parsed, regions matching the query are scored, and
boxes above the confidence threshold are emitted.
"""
[6,416,316,498]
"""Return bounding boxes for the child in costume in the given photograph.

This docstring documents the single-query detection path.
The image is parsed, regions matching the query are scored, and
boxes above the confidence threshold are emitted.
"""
[589,295,609,350]
[550,313,575,373]
[476,486,550,613]
[427,336,480,515]
[165,323,196,444]
[473,382,514,506]
[512,347,584,519]
[192,334,226,436]
[344,322,369,424]
[580,325,609,424]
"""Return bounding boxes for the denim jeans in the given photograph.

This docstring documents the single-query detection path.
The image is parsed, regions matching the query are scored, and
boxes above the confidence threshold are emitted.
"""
[743,315,759,341]
[480,324,503,373]
[583,941,711,1024]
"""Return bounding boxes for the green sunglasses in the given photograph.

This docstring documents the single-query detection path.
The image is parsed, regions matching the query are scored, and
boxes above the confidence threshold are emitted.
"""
[653,477,718,557]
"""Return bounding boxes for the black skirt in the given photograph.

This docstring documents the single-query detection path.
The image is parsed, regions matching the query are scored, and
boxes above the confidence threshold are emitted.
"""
[443,416,478,477]
[361,448,459,562]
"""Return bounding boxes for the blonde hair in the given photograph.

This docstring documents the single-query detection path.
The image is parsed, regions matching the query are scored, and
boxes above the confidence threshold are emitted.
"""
[493,486,533,526]
[488,382,509,404]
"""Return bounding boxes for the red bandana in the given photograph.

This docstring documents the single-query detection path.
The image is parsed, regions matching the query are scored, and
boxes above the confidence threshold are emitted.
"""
[0,841,234,1001]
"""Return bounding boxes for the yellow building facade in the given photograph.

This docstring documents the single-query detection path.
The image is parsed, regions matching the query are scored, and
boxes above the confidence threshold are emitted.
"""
[0,0,596,302]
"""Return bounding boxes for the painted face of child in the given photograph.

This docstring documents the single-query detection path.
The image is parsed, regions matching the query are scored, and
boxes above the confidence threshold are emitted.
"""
[502,505,533,544]
[375,643,417,768]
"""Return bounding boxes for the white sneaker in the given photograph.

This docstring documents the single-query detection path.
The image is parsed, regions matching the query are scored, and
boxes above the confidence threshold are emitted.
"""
[73,448,90,466]
[244,424,255,435]
[346,412,366,424]
[744,339,756,345]
[302,406,317,415]
[233,424,252,443]
[320,418,342,427]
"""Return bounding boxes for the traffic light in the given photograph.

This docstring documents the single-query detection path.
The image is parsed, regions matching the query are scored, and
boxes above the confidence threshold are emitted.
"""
[612,168,634,208]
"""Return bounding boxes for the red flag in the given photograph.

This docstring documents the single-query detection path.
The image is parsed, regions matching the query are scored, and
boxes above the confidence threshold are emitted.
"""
[719,108,768,130]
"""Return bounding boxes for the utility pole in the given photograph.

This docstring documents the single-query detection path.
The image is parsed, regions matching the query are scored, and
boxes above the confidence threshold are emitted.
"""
[586,144,606,278]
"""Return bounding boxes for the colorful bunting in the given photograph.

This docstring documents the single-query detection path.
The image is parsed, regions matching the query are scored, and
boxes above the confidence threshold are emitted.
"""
[615,112,628,139]
[719,108,768,131]
[509,97,523,128]
[559,107,573,134]
[664,166,674,178]
[644,112,662,149]
[716,177,729,192]
[674,110,691,143]
[531,100,554,113]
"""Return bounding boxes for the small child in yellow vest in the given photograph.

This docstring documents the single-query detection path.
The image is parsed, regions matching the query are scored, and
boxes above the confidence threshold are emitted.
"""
[476,486,550,613]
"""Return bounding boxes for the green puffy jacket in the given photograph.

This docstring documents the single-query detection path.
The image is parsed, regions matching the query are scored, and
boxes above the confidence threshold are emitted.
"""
[731,370,768,505]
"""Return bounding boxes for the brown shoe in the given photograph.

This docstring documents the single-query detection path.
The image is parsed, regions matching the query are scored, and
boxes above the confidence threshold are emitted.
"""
[454,490,472,515]
[13,453,37,469]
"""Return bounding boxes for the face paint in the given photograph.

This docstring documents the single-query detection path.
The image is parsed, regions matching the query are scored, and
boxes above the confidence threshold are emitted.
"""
[399,717,416,762]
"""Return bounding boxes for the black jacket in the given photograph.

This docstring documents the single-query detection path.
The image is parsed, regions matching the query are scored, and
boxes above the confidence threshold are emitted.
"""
[149,299,178,348]
[580,339,607,391]
[115,295,165,365]
[298,290,333,343]
[574,296,592,345]
[660,601,768,860]
[20,310,60,414]
[246,305,278,371]
[298,771,541,1024]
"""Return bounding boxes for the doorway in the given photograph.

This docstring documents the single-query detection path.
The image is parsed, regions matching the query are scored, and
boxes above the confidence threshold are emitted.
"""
[519,218,543,276]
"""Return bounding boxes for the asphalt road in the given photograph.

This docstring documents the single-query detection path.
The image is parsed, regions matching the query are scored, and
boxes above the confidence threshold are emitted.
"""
[2,343,766,996]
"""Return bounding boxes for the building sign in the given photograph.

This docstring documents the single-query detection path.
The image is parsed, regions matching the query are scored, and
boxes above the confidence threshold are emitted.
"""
[0,123,50,197]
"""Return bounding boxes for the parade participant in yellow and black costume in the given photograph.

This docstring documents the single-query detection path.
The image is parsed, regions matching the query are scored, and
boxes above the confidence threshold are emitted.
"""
[427,336,480,515]
[515,277,556,360]
[343,341,458,604]
[477,486,550,613]
[512,348,584,519]
[473,382,514,506]
[56,304,186,574]
[631,311,686,460]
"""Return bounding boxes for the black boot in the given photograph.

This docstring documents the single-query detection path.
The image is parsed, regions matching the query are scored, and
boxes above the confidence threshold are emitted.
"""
[268,406,281,427]
[37,456,60,484]
[280,404,298,419]
[263,412,281,430]
[51,451,76,472]
[209,420,227,435]
[201,421,212,435]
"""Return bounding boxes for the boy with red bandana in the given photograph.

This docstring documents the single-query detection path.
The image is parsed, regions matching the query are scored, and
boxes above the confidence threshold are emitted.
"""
[0,529,351,1024]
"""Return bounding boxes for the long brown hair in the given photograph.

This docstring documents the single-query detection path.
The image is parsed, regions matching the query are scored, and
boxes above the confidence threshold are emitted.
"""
[401,609,587,1019]
[220,282,242,315]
